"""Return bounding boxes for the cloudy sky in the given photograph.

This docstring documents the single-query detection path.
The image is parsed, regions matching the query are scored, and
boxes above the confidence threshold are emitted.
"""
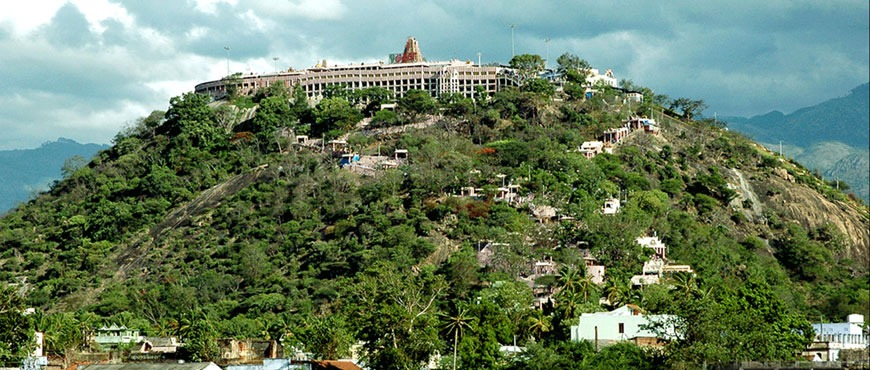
[1,0,867,149]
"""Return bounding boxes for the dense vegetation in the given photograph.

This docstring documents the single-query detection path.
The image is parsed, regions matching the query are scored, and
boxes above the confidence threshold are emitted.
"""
[1,54,867,369]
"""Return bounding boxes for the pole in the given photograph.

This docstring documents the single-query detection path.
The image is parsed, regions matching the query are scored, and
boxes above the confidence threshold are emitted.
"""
[545,38,551,70]
[594,326,599,351]
[224,46,231,77]
[273,57,279,73]
[510,24,515,57]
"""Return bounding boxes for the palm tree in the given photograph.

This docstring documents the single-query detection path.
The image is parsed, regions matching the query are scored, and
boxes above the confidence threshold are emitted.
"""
[604,280,629,308]
[557,265,581,294]
[576,274,598,304]
[669,271,698,299]
[526,310,552,342]
[441,307,473,370]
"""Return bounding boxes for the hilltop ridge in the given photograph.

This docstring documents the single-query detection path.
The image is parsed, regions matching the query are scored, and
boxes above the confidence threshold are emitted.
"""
[1,59,867,367]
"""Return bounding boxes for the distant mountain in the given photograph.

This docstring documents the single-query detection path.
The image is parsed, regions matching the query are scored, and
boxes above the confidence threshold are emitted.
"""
[725,83,870,202]
[0,138,108,213]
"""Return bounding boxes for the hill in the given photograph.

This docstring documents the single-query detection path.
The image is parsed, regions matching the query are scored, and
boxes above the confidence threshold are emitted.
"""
[725,83,870,202]
[0,76,867,368]
[0,138,108,214]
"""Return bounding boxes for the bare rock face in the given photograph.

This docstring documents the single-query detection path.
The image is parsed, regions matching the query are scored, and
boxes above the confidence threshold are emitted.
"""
[759,174,869,264]
[773,166,795,183]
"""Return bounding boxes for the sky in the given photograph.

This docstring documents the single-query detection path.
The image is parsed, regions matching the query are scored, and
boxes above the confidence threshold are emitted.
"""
[0,0,867,150]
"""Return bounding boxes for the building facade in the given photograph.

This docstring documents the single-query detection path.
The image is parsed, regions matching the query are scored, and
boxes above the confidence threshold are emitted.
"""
[570,305,676,347]
[195,37,518,101]
[810,314,869,361]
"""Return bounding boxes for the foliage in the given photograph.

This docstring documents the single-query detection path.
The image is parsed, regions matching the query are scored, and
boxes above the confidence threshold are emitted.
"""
[0,285,34,364]
[398,89,437,122]
[510,54,545,81]
[312,97,362,138]
[162,92,226,150]
[0,74,863,368]
[669,97,708,120]
[369,109,400,128]
[296,315,353,360]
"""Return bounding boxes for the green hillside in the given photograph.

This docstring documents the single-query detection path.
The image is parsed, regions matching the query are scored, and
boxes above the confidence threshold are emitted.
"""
[1,63,868,368]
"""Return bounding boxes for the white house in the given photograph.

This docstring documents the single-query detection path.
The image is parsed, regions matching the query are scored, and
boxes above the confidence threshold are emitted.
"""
[570,305,677,348]
[810,314,868,361]
[602,198,621,215]
[93,324,143,348]
[579,141,605,159]
[587,68,618,88]
[636,236,666,260]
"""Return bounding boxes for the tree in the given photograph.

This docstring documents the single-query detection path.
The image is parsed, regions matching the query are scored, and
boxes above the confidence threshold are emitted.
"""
[773,223,832,281]
[659,278,814,365]
[253,95,295,136]
[162,92,225,149]
[510,54,545,81]
[0,284,34,364]
[441,307,473,370]
[222,73,243,99]
[521,78,556,98]
[556,53,591,75]
[556,265,597,305]
[297,315,353,360]
[33,312,92,368]
[526,310,552,342]
[177,310,220,362]
[312,97,362,138]
[290,84,314,125]
[61,155,88,179]
[355,87,395,116]
[437,92,473,118]
[350,264,446,370]
[398,89,436,122]
[582,341,661,370]
[619,79,639,92]
[370,109,400,128]
[669,98,708,120]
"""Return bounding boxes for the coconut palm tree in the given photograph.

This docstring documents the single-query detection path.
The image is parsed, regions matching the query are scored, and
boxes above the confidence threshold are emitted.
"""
[526,310,552,342]
[441,307,473,370]
[604,280,630,308]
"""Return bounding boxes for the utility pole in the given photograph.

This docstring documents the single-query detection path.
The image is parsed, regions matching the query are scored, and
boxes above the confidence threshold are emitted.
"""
[545,38,551,70]
[510,24,516,58]
[223,46,231,77]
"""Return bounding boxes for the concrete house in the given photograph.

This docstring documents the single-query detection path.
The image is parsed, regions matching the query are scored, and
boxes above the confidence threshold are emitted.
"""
[570,305,677,348]
[636,236,666,260]
[93,325,143,349]
[137,336,181,354]
[624,92,644,104]
[809,314,869,361]
[579,141,605,159]
[630,236,694,286]
[603,126,629,144]
[602,198,621,215]
[582,250,606,285]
